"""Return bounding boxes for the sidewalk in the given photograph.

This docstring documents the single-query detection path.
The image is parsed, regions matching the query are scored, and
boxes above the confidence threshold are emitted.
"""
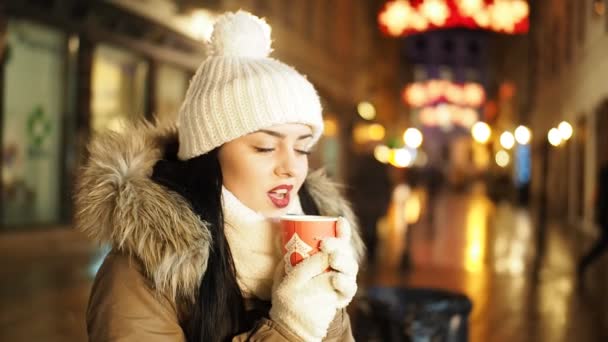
[357,187,608,342]
[0,227,98,341]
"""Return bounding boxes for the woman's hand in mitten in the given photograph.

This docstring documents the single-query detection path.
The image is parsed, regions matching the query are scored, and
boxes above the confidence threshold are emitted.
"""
[269,253,339,342]
[320,217,359,308]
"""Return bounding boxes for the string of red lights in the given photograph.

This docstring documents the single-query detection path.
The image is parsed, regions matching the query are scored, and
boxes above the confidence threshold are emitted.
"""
[378,0,529,36]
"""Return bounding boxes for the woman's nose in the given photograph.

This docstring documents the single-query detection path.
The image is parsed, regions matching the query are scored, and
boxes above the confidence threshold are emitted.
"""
[275,149,297,177]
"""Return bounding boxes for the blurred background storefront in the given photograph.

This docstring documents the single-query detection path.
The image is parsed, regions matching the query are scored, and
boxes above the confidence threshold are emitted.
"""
[1,0,205,229]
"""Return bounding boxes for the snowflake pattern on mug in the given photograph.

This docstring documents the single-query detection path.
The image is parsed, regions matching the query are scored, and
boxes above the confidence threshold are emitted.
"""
[283,232,313,273]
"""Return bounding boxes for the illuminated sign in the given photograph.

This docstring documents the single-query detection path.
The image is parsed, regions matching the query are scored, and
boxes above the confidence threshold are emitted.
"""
[379,0,529,37]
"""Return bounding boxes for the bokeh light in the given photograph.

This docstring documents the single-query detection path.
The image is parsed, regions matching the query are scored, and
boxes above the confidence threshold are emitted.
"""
[390,148,415,168]
[357,101,376,120]
[496,150,510,167]
[548,128,563,146]
[374,145,391,164]
[500,131,515,150]
[369,123,386,140]
[558,121,573,141]
[514,125,531,145]
[323,118,338,137]
[403,128,423,148]
[471,121,491,143]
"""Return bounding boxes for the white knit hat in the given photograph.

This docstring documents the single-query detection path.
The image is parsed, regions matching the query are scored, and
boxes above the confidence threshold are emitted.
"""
[177,11,324,160]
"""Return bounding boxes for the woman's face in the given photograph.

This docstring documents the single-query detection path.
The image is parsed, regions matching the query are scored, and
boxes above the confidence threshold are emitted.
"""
[218,123,313,217]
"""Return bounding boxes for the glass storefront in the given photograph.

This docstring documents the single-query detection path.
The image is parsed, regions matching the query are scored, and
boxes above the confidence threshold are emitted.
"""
[1,18,193,229]
[155,63,188,123]
[2,20,67,226]
[91,45,148,133]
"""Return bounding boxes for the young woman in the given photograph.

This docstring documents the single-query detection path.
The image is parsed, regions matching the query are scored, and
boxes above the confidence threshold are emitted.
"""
[75,11,364,342]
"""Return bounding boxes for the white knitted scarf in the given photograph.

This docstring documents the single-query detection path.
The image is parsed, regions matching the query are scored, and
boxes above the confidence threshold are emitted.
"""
[222,187,303,300]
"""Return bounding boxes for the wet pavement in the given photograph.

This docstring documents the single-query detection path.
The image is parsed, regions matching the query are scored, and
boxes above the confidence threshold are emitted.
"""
[365,184,608,341]
[1,185,608,341]
[0,229,95,341]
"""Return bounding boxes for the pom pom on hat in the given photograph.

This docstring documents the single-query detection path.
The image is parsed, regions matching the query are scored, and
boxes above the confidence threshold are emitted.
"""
[177,11,323,160]
[208,10,272,58]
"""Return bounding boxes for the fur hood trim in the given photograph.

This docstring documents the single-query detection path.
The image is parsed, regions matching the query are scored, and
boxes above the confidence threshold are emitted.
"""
[75,122,364,302]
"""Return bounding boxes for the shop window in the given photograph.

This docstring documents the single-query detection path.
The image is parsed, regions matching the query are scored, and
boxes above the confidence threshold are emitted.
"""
[155,63,188,123]
[91,44,148,133]
[2,20,66,225]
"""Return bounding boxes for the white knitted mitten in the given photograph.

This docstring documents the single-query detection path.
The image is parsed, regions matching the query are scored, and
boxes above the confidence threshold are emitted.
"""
[269,252,339,342]
[320,217,359,308]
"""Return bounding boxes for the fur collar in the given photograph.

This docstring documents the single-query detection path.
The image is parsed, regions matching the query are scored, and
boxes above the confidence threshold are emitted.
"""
[74,122,364,303]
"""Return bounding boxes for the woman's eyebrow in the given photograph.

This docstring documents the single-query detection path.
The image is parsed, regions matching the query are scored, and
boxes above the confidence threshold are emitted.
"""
[258,130,313,140]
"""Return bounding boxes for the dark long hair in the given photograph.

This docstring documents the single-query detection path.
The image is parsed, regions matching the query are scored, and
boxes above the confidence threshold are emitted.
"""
[151,139,319,342]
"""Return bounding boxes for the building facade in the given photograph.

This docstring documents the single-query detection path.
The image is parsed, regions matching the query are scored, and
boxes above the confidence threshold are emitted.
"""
[530,0,608,232]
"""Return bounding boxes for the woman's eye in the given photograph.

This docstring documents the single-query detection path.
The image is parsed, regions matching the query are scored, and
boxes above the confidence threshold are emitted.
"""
[254,147,275,153]
[295,149,311,156]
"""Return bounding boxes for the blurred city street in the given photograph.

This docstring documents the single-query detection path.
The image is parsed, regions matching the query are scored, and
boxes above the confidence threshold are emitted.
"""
[2,185,608,341]
[365,184,608,342]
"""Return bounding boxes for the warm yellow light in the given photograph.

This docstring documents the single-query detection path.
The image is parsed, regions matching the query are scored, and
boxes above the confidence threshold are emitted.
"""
[390,148,414,168]
[426,80,446,99]
[379,0,412,36]
[354,123,385,144]
[404,192,422,224]
[323,118,338,137]
[436,104,452,128]
[374,145,391,164]
[458,0,484,16]
[380,0,528,36]
[464,196,488,273]
[404,84,428,107]
[353,125,367,144]
[445,84,463,104]
[500,131,515,150]
[512,0,530,21]
[410,11,430,31]
[369,124,386,141]
[357,101,376,120]
[489,2,517,32]
[403,128,423,148]
[548,128,563,146]
[558,121,573,141]
[472,142,490,168]
[471,121,491,143]
[420,107,437,126]
[514,125,531,145]
[421,0,450,26]
[473,8,490,27]
[463,83,485,107]
[495,150,510,167]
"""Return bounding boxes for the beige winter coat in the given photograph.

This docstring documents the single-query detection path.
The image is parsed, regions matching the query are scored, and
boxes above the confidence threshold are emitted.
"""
[75,122,365,341]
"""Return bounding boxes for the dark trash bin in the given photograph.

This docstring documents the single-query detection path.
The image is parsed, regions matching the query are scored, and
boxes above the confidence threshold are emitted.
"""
[353,287,473,342]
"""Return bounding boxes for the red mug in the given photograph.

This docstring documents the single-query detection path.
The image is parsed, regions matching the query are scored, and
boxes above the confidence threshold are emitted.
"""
[280,215,338,273]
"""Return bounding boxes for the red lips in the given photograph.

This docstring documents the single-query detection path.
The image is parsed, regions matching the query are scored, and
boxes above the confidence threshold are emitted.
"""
[268,184,293,208]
